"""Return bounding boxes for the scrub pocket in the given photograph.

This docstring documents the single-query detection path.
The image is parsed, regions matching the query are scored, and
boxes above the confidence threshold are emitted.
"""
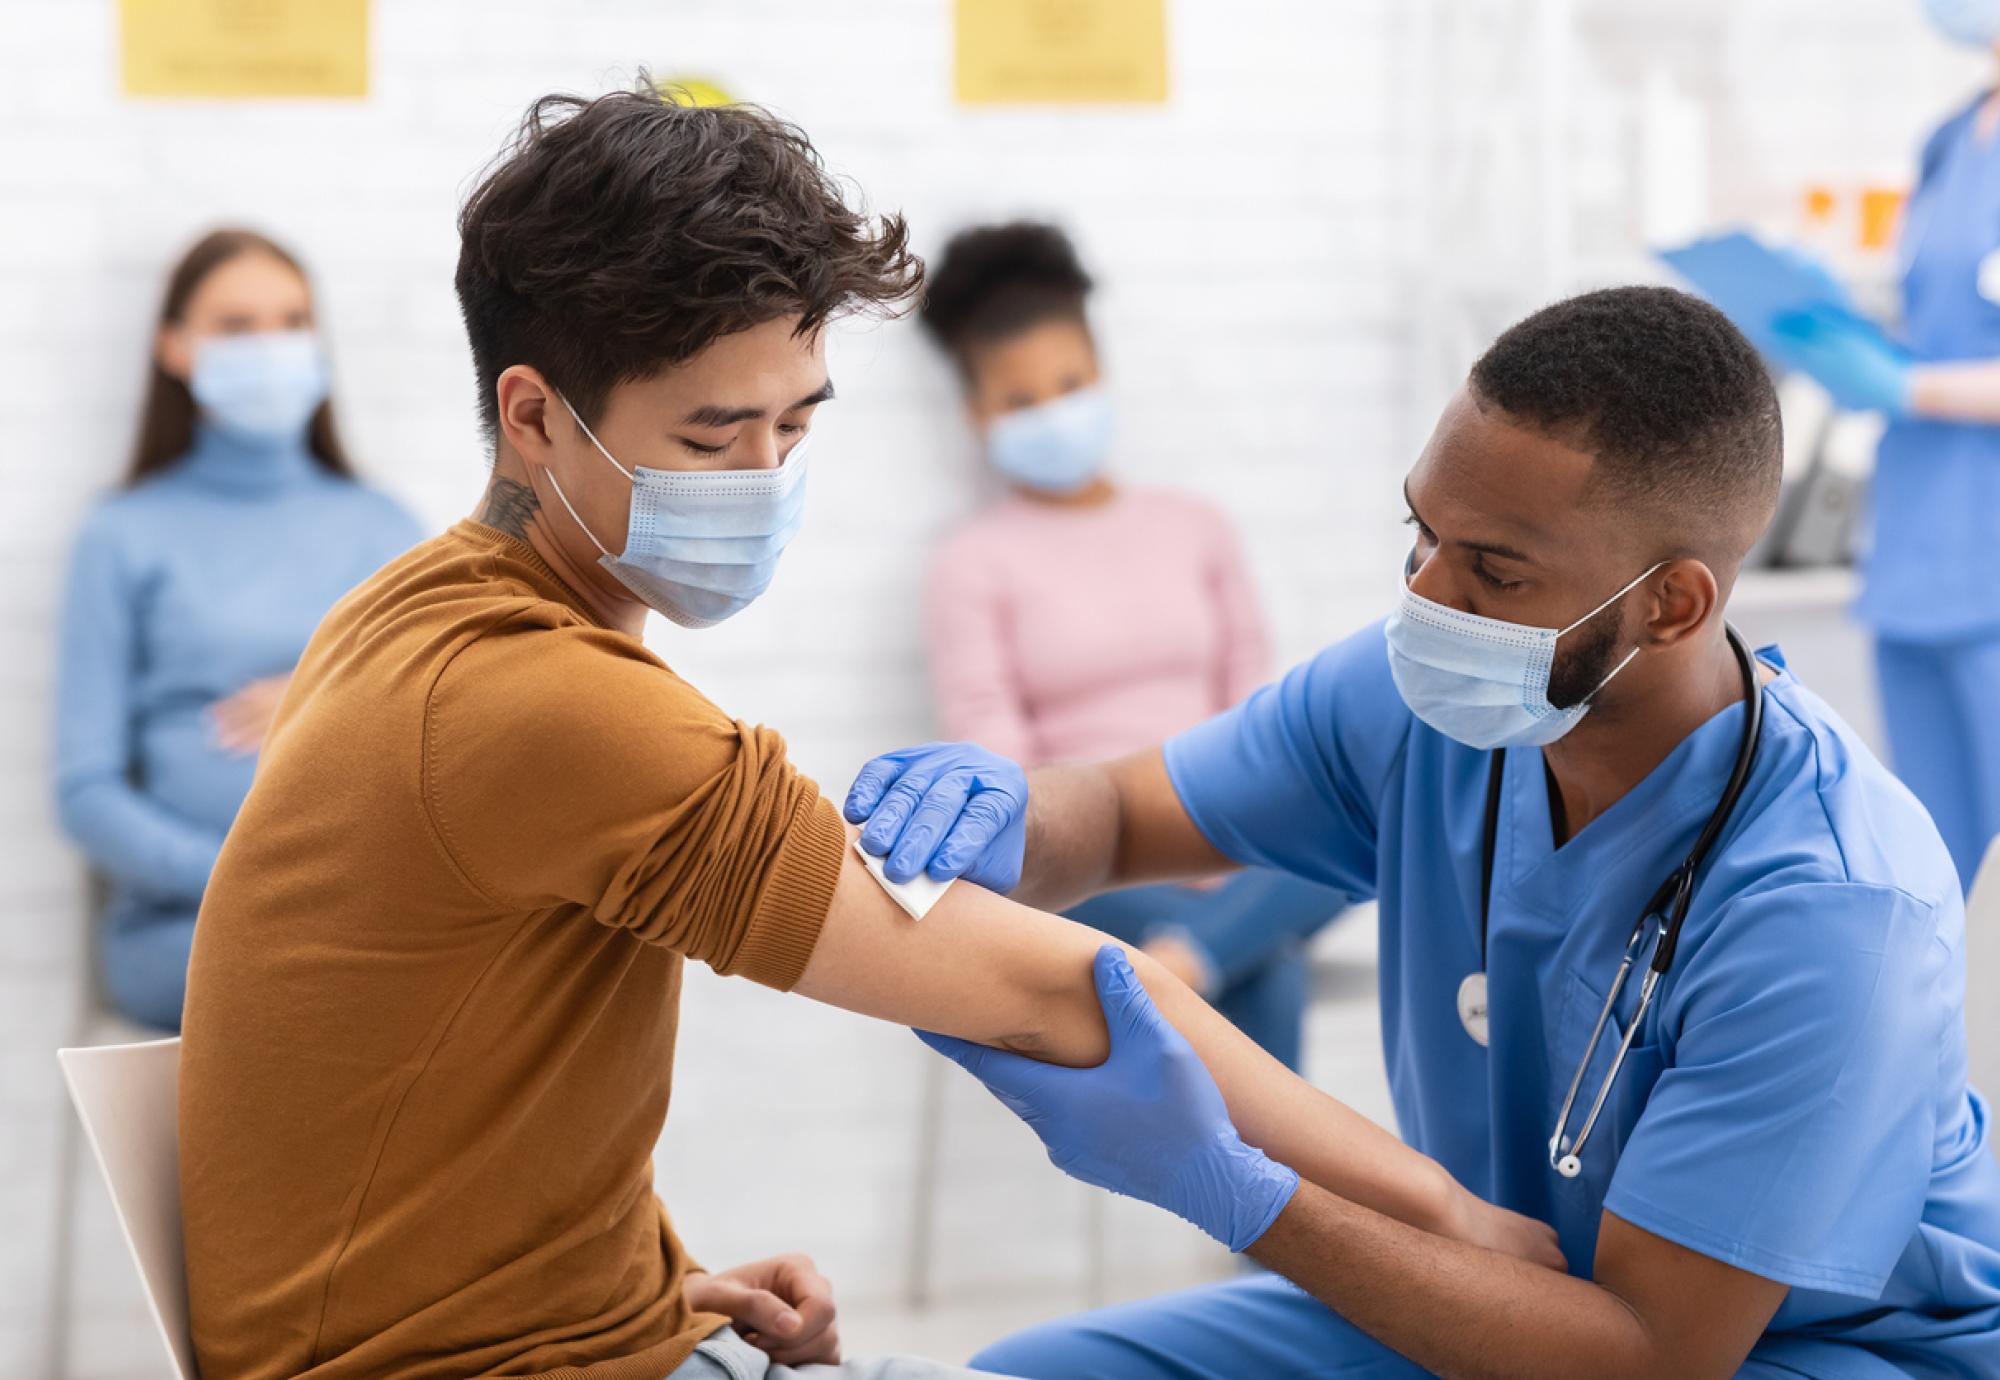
[1549,965,1665,1204]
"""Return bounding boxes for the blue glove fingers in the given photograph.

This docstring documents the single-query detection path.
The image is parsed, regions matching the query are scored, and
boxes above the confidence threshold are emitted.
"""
[929,788,1020,883]
[913,1027,984,1069]
[885,772,974,883]
[1092,944,1169,1050]
[857,769,934,858]
[1769,308,1816,343]
[844,750,916,825]
[913,1028,1043,1100]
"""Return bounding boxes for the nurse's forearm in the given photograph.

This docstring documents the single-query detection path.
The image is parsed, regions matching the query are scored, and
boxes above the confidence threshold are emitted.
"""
[1015,748,1237,911]
[1248,1186,1784,1380]
[1910,360,2000,425]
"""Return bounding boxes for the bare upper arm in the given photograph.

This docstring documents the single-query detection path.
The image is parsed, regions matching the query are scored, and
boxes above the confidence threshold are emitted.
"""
[790,825,1114,1067]
[1593,1210,1789,1379]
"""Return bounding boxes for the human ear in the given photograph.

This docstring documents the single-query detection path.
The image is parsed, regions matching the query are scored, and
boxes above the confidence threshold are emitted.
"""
[495,366,559,465]
[1642,559,1719,649]
[157,324,195,383]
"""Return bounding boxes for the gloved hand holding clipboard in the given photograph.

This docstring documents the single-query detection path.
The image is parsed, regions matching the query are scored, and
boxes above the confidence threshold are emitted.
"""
[1659,231,1915,415]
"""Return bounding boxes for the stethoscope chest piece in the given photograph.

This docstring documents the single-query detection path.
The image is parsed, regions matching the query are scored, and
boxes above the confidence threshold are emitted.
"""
[1457,971,1490,1047]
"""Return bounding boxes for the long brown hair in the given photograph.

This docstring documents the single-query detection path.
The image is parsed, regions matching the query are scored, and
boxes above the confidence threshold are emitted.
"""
[126,228,353,486]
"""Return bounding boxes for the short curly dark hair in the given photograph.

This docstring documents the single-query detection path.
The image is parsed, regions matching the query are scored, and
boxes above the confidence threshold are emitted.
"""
[918,221,1093,368]
[455,81,922,439]
[1469,286,1782,547]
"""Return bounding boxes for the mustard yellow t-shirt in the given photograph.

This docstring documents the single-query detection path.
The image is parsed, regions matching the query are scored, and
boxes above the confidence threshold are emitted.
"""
[179,521,847,1379]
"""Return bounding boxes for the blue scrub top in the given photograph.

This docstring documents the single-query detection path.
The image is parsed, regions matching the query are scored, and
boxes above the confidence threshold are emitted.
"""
[1859,94,2000,640]
[1166,623,2000,1370]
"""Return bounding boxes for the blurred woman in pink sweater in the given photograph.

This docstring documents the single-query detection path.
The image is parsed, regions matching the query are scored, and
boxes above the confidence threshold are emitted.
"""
[920,223,1349,1070]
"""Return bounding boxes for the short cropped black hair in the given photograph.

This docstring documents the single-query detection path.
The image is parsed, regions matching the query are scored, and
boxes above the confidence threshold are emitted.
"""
[1469,287,1782,546]
[919,221,1093,367]
[455,81,922,439]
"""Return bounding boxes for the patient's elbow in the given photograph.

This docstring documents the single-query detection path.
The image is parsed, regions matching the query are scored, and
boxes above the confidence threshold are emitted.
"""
[990,1024,1103,1067]
[990,956,1120,1068]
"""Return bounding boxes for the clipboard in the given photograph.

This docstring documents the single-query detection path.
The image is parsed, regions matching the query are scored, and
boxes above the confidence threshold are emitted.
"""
[1657,231,1903,366]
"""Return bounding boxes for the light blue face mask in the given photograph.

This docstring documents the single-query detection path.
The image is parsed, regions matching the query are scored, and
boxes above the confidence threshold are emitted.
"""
[545,392,811,629]
[1383,562,1663,750]
[1924,0,2000,45]
[190,330,329,443]
[985,386,1114,495]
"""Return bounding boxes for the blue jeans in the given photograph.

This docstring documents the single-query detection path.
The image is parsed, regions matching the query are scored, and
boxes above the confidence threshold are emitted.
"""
[1875,634,2000,893]
[100,895,197,1032]
[1064,870,1349,1071]
[669,1325,994,1379]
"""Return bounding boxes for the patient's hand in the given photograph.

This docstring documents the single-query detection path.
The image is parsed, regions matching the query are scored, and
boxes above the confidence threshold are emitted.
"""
[1141,933,1214,996]
[1448,1189,1568,1272]
[210,673,293,755]
[684,1253,840,1365]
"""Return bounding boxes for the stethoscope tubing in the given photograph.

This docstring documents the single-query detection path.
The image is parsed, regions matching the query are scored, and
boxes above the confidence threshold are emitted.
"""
[1476,625,1765,1178]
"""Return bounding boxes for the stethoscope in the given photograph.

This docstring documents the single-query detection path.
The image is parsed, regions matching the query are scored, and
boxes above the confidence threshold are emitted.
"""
[1459,625,1765,1180]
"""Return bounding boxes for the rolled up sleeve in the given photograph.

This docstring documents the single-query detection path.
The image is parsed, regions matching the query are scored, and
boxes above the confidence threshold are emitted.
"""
[423,624,845,990]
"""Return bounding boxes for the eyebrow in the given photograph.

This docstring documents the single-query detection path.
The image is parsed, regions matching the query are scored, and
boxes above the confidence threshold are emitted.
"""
[681,379,835,429]
[1403,480,1536,564]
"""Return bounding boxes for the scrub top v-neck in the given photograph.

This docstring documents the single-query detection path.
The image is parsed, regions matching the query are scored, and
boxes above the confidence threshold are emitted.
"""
[1163,621,2000,1371]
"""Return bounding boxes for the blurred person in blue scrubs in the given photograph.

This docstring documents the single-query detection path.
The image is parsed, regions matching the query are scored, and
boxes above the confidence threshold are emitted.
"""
[1775,0,2000,891]
[53,229,421,1031]
[852,288,2000,1377]
[913,222,1349,1070]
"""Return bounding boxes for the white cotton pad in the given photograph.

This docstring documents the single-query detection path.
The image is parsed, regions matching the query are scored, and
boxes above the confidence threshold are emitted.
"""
[855,837,955,920]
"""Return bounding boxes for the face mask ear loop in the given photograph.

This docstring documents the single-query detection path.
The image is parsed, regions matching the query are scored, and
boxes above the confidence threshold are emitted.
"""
[541,468,613,558]
[1577,643,1644,708]
[553,388,635,481]
[1559,560,1670,637]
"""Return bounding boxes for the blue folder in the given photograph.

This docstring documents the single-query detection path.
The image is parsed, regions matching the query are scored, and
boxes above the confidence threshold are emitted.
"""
[1657,230,1906,368]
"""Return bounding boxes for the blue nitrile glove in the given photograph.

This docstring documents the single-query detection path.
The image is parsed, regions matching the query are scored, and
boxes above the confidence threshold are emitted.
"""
[842,742,1028,890]
[1770,306,1914,416]
[916,946,1300,1252]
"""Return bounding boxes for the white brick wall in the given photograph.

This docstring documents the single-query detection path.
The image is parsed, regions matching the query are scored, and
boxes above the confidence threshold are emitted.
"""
[0,1,1971,1375]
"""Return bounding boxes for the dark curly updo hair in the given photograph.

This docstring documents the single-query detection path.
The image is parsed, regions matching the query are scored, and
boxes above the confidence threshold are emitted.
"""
[919,221,1093,371]
[455,79,922,439]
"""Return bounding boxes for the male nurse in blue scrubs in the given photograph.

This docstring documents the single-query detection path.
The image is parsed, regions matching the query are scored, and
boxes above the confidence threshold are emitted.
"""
[849,287,2000,1377]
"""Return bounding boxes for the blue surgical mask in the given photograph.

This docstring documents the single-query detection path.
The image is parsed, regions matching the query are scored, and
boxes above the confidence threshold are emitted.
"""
[985,387,1114,495]
[544,392,810,628]
[190,331,330,443]
[1924,0,2000,45]
[1383,562,1663,750]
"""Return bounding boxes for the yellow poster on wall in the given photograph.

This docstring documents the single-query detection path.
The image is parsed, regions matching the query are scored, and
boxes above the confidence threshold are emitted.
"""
[121,0,369,100]
[956,0,1168,105]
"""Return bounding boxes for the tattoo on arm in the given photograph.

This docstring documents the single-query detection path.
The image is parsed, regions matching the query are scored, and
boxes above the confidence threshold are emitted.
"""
[479,477,540,539]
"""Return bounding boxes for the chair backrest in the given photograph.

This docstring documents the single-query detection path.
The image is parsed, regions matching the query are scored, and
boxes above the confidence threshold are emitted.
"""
[1965,837,2000,1110]
[57,1037,197,1380]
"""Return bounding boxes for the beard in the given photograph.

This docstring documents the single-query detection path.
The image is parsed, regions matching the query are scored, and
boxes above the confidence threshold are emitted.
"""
[1545,602,1628,710]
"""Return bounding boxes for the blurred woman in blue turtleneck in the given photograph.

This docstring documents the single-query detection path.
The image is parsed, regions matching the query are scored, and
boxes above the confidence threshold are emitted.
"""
[54,229,421,1031]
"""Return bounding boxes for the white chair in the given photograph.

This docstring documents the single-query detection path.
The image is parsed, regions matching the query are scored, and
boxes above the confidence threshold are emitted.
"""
[1962,836,2000,1112]
[56,1037,198,1380]
[46,880,176,1379]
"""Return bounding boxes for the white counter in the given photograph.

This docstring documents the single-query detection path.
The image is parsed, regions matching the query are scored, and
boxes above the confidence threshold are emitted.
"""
[1727,567,1881,754]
